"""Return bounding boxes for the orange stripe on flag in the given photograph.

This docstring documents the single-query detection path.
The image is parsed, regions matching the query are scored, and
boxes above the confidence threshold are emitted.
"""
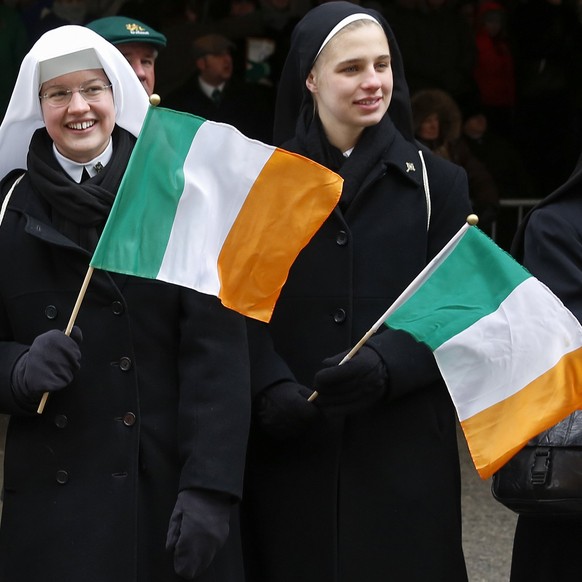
[217,148,342,322]
[461,345,582,479]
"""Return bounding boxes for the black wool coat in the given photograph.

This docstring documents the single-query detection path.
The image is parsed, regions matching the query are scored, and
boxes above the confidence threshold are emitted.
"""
[0,172,250,582]
[242,129,472,582]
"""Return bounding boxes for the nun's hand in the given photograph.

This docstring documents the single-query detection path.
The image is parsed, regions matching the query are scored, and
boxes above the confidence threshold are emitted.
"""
[313,346,388,416]
[11,327,83,408]
[166,489,231,580]
[254,381,321,439]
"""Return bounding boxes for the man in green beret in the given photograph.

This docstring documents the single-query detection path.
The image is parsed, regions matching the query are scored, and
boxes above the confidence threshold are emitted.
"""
[86,15,167,95]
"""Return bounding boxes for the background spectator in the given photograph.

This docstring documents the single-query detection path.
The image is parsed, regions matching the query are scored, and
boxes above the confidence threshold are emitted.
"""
[155,0,216,97]
[86,15,167,95]
[412,88,500,233]
[164,32,275,142]
[473,1,516,141]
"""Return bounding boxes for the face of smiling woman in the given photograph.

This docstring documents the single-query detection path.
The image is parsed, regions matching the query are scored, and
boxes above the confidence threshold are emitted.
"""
[306,21,392,152]
[40,68,115,163]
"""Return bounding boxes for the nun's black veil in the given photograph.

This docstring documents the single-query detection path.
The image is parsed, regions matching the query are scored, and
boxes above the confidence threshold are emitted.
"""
[272,1,415,146]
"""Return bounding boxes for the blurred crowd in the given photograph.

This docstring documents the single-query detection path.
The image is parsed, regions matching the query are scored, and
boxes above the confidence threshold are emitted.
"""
[3,0,582,247]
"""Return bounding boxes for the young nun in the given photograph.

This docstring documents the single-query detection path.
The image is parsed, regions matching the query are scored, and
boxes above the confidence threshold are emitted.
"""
[242,2,472,581]
[0,25,250,582]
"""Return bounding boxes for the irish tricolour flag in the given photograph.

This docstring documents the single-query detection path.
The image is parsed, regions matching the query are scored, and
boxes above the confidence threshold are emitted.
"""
[376,223,582,479]
[91,106,342,322]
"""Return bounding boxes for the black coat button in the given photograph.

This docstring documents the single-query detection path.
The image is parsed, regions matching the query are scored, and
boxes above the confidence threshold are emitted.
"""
[333,308,347,324]
[54,415,68,429]
[119,357,132,371]
[112,301,124,315]
[123,412,136,426]
[44,305,58,320]
[56,470,69,484]
[336,230,348,246]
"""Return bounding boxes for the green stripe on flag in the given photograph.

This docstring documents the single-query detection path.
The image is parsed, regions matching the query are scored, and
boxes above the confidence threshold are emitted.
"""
[91,107,205,277]
[386,227,531,350]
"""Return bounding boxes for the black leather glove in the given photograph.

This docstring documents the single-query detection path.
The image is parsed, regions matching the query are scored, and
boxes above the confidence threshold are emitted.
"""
[313,345,388,416]
[11,327,83,406]
[166,488,231,580]
[254,381,320,439]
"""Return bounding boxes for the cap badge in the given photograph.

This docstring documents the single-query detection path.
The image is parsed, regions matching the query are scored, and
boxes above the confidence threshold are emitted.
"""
[125,23,148,34]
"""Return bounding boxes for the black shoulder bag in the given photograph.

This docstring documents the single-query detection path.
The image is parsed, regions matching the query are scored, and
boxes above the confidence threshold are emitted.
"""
[491,410,582,516]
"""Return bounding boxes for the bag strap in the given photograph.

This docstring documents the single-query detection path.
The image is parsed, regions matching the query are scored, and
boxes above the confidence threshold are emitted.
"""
[418,150,431,231]
[0,173,25,227]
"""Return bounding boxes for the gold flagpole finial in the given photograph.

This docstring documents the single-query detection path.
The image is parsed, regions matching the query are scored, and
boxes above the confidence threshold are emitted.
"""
[149,94,161,107]
[466,214,479,226]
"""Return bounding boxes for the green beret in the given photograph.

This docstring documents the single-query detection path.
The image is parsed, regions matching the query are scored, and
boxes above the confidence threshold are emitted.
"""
[86,16,167,48]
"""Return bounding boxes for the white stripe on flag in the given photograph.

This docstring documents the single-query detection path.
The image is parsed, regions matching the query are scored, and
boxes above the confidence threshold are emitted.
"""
[157,121,273,294]
[437,277,582,421]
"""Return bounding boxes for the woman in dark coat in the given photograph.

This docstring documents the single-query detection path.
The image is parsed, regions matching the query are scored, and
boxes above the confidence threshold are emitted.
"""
[509,156,582,581]
[241,3,472,581]
[0,25,250,582]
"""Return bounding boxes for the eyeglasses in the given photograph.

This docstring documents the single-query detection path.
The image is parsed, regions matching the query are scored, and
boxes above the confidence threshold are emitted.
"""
[39,81,113,108]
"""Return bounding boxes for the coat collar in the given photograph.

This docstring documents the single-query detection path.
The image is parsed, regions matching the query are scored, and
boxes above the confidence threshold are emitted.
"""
[381,132,426,189]
[3,174,84,251]
[3,200,94,266]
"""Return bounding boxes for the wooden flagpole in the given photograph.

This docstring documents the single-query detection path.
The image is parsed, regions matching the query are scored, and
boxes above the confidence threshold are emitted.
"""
[308,215,478,402]
[37,266,95,414]
[36,96,162,414]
